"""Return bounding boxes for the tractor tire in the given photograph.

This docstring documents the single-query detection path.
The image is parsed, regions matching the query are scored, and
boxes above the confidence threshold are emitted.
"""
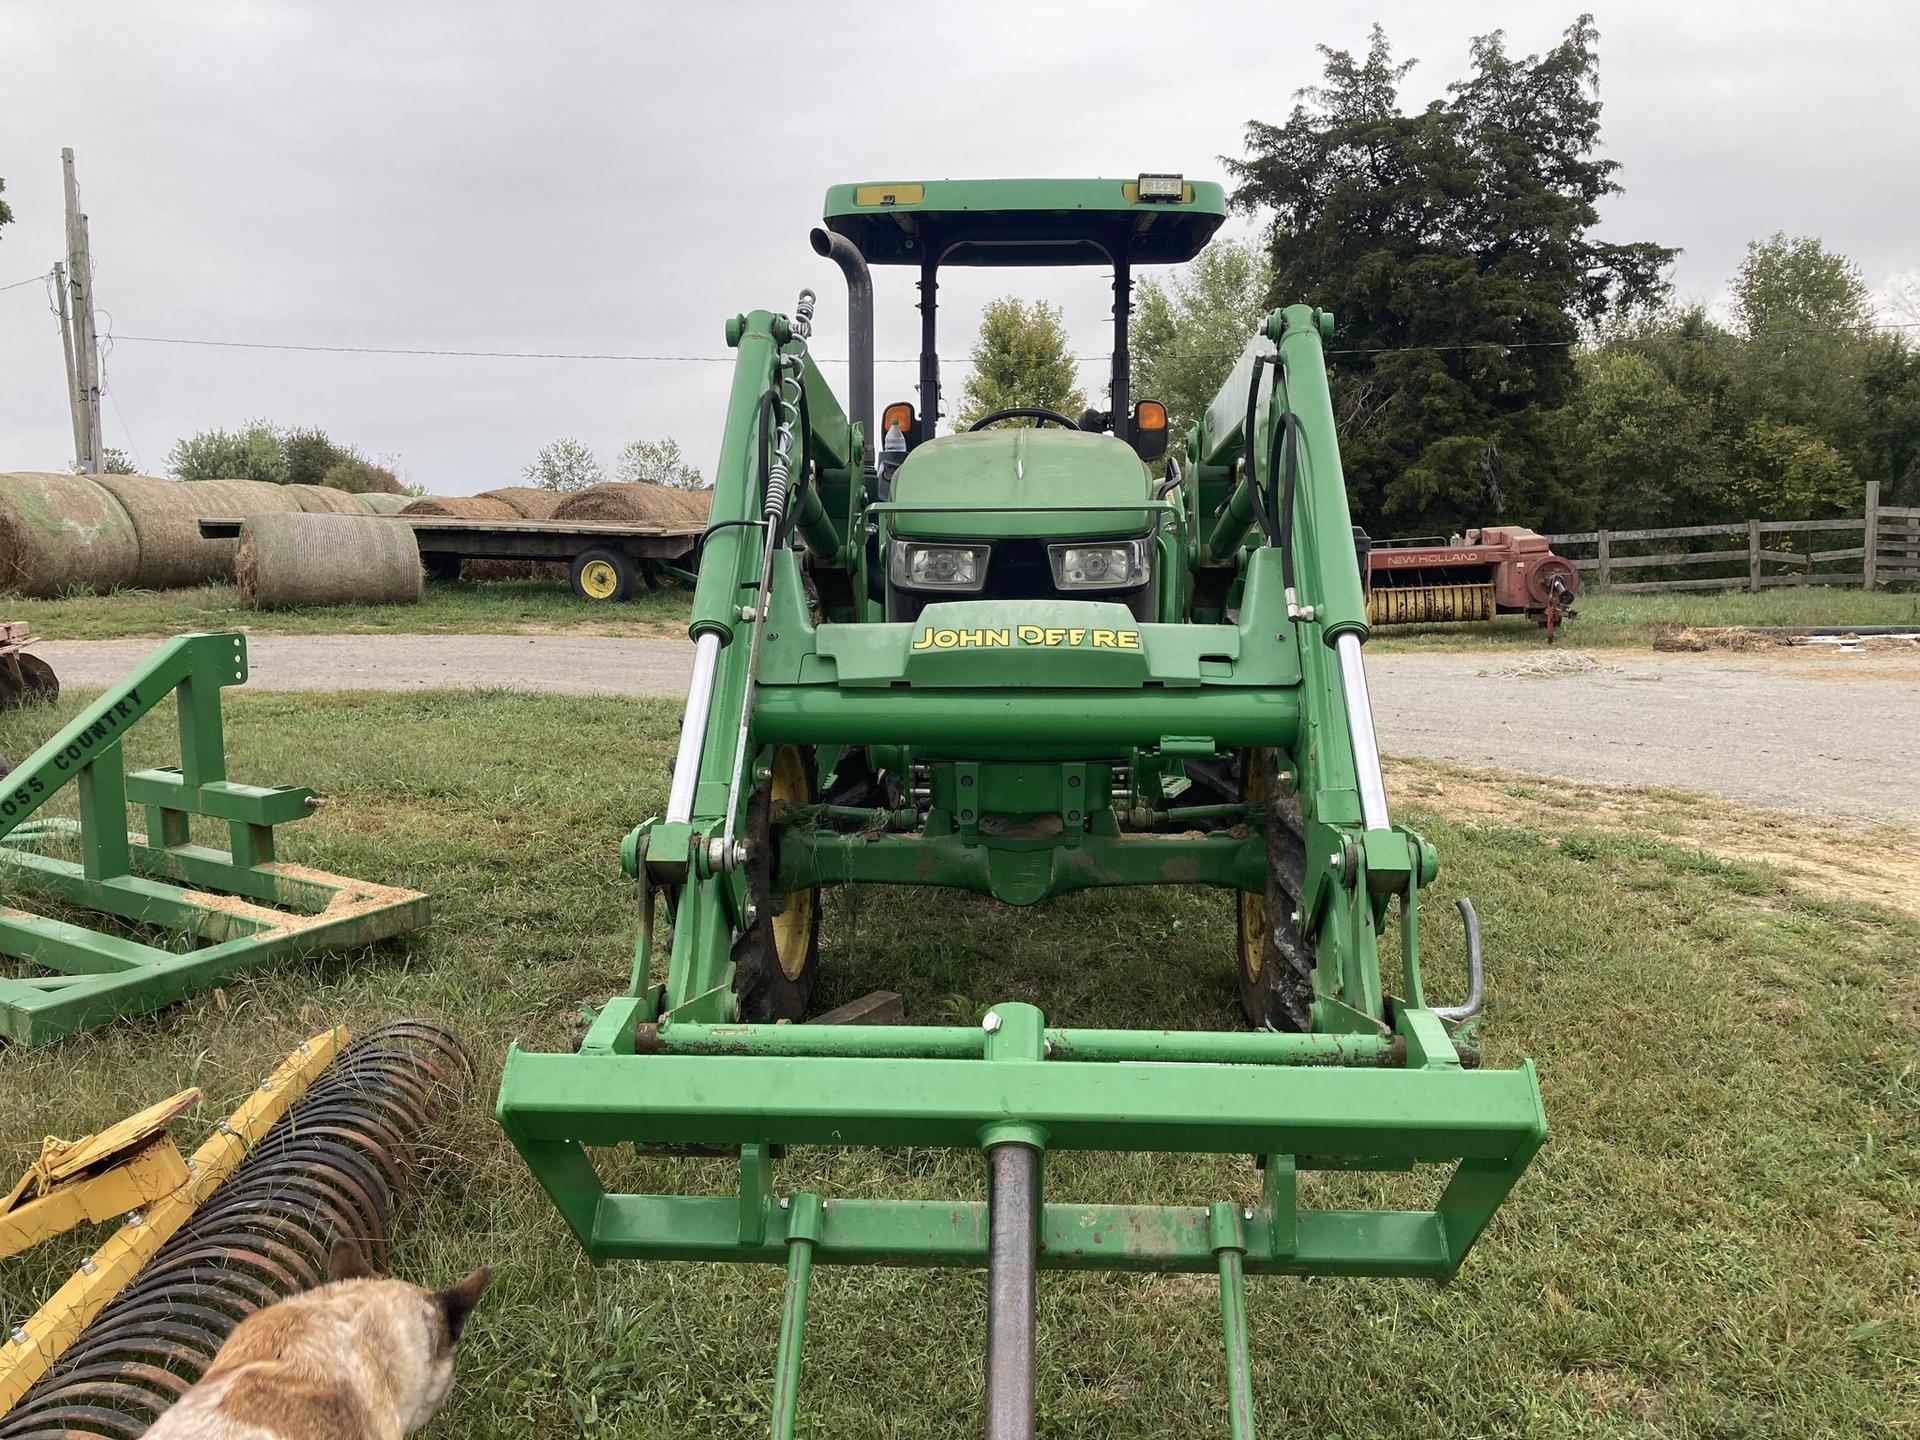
[570,548,636,603]
[15,653,57,705]
[731,744,821,1022]
[1234,748,1314,1032]
[0,653,55,711]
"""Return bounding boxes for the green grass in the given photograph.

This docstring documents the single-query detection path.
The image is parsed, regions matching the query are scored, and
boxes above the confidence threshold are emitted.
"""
[16,578,1917,652]
[9,579,694,641]
[1371,586,1920,651]
[0,691,1915,1437]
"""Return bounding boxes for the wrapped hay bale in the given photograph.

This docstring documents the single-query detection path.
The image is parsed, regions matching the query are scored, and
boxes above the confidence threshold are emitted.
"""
[476,486,567,519]
[0,471,141,596]
[356,492,413,515]
[97,475,304,588]
[287,485,378,515]
[551,482,710,529]
[236,512,423,609]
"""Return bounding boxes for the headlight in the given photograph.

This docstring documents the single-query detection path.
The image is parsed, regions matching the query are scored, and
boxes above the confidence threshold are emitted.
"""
[890,541,989,590]
[1050,540,1148,590]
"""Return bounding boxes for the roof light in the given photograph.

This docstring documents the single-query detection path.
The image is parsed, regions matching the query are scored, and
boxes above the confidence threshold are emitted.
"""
[1135,173,1185,203]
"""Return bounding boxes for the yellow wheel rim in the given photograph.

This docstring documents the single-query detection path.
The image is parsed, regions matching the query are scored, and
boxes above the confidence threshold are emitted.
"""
[767,746,815,981]
[579,559,620,600]
[1238,753,1267,981]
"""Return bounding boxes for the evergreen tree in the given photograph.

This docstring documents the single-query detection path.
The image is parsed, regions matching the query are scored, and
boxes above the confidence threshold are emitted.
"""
[1228,17,1673,534]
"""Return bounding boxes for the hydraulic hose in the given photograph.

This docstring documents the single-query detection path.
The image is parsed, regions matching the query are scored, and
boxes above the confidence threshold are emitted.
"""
[1240,357,1281,547]
[1268,402,1301,613]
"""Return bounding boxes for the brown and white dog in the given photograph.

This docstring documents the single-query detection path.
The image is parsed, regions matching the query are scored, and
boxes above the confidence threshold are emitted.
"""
[143,1242,490,1440]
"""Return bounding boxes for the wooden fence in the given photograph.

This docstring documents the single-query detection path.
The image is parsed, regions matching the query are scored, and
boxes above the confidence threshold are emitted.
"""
[1545,482,1919,593]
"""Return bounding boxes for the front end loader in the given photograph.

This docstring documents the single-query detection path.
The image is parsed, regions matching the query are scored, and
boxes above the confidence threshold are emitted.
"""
[496,176,1545,1438]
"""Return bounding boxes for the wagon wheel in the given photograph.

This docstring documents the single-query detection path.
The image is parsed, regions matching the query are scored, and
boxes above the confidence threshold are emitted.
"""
[570,548,636,603]
[639,560,686,591]
[731,744,821,1022]
[1235,748,1314,1032]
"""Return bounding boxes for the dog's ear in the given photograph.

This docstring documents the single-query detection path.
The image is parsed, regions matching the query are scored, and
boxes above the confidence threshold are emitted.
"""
[327,1239,376,1283]
[436,1266,491,1345]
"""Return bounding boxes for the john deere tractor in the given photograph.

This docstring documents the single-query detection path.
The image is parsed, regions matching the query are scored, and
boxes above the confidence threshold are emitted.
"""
[497,176,1545,1438]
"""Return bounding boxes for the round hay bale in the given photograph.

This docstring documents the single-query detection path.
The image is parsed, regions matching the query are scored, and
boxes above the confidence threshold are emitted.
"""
[476,486,568,519]
[550,483,710,530]
[236,512,423,610]
[356,492,414,515]
[97,475,304,588]
[399,495,520,520]
[0,472,141,597]
[286,485,376,515]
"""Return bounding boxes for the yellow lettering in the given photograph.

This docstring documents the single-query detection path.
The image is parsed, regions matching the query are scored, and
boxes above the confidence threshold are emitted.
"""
[933,629,959,649]
[1068,629,1086,646]
[1091,629,1116,648]
[985,629,1010,646]
[1117,631,1141,649]
[1044,628,1067,646]
[910,628,936,651]
[1017,625,1045,644]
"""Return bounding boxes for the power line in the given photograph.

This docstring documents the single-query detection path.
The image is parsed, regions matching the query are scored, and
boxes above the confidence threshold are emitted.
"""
[0,271,52,294]
[109,334,748,363]
[101,317,1920,368]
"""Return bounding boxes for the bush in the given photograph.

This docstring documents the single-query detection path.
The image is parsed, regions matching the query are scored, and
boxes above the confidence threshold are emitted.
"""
[167,422,287,484]
[320,454,404,494]
[164,422,403,492]
[281,426,341,487]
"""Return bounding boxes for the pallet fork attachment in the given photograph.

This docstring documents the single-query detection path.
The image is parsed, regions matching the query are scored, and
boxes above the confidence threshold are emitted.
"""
[498,181,1547,1437]
[0,633,427,1045]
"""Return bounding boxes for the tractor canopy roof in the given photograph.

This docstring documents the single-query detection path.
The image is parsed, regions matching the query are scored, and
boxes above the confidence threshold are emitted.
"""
[824,177,1227,268]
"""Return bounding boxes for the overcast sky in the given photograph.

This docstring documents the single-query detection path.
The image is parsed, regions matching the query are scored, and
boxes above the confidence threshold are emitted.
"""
[2,1,1915,493]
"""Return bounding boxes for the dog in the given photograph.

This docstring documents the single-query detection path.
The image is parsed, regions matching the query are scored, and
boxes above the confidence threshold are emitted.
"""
[143,1241,490,1440]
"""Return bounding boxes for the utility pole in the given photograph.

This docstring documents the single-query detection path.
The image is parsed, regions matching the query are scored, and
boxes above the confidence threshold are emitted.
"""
[52,260,86,463]
[61,147,105,474]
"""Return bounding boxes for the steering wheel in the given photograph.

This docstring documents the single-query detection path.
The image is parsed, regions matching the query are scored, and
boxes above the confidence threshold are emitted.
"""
[967,407,1079,432]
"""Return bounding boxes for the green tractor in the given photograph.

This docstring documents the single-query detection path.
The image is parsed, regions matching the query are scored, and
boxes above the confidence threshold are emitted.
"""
[497,176,1545,1438]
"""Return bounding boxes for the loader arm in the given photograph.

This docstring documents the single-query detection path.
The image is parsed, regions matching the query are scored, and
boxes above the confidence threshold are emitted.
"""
[499,253,1543,1439]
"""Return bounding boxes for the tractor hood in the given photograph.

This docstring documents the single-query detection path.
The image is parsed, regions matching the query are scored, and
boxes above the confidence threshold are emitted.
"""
[886,430,1152,540]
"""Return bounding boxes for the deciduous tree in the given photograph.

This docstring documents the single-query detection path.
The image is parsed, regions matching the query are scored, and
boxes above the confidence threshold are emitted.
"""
[524,437,605,492]
[956,298,1086,430]
[616,436,706,489]
[1130,239,1272,440]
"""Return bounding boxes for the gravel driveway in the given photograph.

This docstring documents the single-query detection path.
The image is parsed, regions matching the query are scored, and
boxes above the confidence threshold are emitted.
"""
[35,634,1919,823]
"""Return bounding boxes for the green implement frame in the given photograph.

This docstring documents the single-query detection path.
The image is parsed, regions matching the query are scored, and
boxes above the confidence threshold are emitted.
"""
[0,632,428,1045]
[497,178,1546,1438]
